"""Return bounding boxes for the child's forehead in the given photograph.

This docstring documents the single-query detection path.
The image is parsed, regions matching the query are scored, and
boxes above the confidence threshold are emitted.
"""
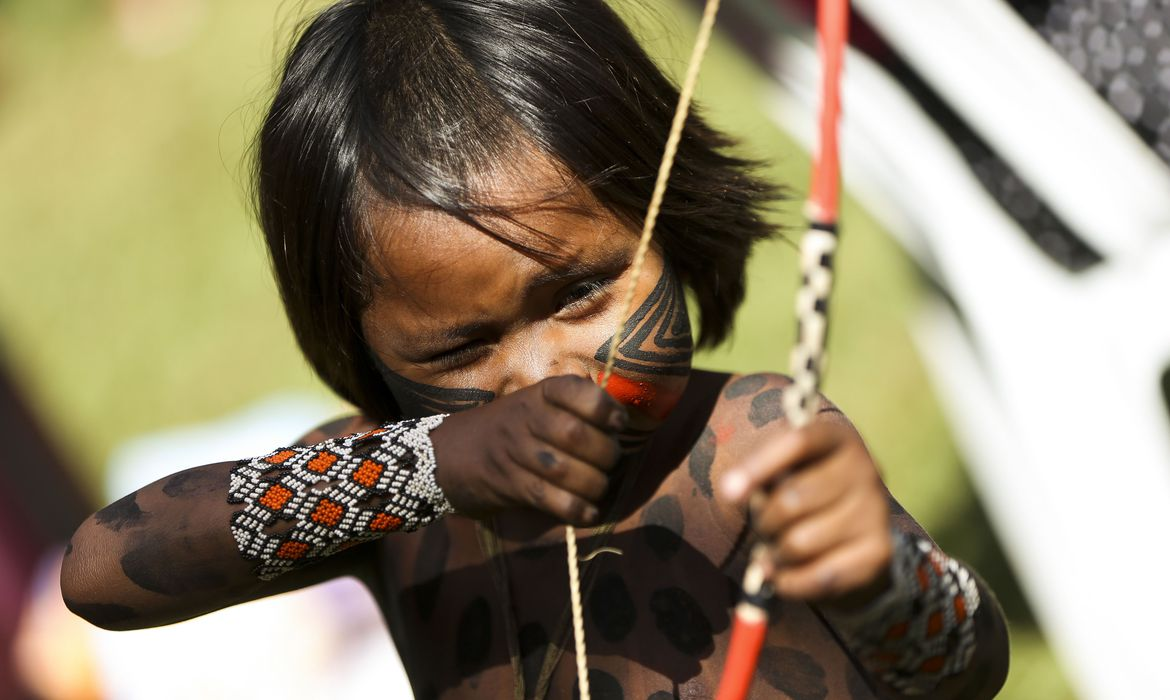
[365,196,631,294]
[363,155,632,289]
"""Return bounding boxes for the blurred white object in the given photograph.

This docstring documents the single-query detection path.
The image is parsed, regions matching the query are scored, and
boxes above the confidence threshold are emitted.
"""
[768,2,1170,698]
[93,394,412,700]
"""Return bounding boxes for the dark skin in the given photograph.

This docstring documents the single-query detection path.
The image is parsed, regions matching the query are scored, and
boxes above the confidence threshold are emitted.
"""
[61,160,1008,698]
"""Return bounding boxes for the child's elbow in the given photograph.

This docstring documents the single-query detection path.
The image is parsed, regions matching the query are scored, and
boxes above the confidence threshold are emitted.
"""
[60,521,141,631]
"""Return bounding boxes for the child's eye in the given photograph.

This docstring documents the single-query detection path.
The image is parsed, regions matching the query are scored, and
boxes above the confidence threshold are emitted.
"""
[427,340,489,369]
[556,276,616,315]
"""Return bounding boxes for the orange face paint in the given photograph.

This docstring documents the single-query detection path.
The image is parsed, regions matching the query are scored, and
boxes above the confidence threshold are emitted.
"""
[598,372,682,422]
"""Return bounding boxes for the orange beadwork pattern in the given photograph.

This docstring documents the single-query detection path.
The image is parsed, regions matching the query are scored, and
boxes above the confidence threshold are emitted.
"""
[229,415,450,581]
[277,541,309,560]
[258,484,293,510]
[830,533,981,694]
[954,595,968,622]
[352,459,384,488]
[926,611,944,637]
[265,450,298,464]
[311,499,345,527]
[307,451,338,473]
[369,512,402,532]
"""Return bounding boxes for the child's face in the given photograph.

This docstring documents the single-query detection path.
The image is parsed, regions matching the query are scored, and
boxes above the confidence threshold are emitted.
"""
[361,163,693,433]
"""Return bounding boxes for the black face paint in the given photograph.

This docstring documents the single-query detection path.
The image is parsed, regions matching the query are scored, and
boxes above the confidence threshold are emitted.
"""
[63,600,138,627]
[687,427,716,499]
[594,267,692,377]
[162,469,222,498]
[95,492,147,532]
[455,597,493,677]
[648,587,714,656]
[589,573,637,643]
[573,669,624,700]
[723,374,766,400]
[748,388,785,428]
[640,496,684,561]
[647,692,675,700]
[756,647,829,700]
[372,354,495,419]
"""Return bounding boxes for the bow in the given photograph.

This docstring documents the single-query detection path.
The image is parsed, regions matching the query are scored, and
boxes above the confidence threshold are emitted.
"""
[567,1,849,698]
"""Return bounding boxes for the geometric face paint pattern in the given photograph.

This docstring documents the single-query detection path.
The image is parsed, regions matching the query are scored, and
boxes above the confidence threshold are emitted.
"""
[594,266,693,377]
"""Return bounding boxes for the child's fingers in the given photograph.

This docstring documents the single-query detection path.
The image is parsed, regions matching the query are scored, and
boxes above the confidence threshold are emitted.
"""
[531,406,622,471]
[520,446,609,503]
[767,489,867,565]
[541,375,628,431]
[514,470,600,526]
[720,422,842,503]
[750,451,854,538]
[771,534,892,602]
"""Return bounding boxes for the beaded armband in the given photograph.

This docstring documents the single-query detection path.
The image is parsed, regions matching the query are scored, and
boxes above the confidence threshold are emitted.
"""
[228,415,451,580]
[830,530,980,695]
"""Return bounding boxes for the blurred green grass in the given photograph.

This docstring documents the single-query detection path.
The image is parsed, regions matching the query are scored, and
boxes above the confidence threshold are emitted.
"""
[0,0,1074,697]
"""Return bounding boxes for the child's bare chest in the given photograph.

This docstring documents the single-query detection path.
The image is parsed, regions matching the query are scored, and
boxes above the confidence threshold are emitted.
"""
[372,462,877,699]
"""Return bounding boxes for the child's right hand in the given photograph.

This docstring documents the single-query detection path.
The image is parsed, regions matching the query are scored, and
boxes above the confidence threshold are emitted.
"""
[431,375,627,526]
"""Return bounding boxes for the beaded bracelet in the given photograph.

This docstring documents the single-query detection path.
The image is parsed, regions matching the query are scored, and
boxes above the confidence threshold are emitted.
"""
[228,415,451,580]
[829,530,981,695]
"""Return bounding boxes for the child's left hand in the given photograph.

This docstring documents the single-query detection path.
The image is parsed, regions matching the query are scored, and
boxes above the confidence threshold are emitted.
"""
[719,420,892,608]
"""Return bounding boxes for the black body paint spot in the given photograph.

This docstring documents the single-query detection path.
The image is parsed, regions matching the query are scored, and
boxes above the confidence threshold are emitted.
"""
[414,523,450,621]
[120,541,227,595]
[64,600,138,628]
[95,492,146,532]
[162,468,222,498]
[640,496,684,560]
[519,622,549,693]
[647,692,675,700]
[593,268,692,376]
[687,427,716,498]
[757,646,828,700]
[748,389,785,428]
[589,573,637,642]
[723,374,766,400]
[887,495,907,516]
[64,540,73,556]
[537,450,557,470]
[649,587,713,656]
[573,669,624,700]
[455,597,492,677]
[372,355,495,418]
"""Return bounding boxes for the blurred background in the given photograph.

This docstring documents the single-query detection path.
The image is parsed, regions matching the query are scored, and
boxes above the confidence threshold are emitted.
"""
[4,0,1169,697]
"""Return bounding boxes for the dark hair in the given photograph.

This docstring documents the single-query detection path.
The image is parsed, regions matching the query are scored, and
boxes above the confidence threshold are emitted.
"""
[254,0,782,420]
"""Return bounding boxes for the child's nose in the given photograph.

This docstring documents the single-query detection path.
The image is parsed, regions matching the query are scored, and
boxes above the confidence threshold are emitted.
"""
[498,328,600,395]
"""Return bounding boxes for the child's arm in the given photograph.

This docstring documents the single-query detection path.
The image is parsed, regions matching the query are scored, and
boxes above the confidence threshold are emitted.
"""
[718,374,1009,699]
[62,375,626,630]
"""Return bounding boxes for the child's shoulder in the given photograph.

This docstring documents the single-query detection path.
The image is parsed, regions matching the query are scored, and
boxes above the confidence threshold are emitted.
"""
[671,370,851,520]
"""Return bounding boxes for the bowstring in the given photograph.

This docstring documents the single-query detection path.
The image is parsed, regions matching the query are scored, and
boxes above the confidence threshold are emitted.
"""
[566,1,723,698]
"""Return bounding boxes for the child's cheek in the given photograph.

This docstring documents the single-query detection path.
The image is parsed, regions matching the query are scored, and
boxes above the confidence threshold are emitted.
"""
[598,371,687,425]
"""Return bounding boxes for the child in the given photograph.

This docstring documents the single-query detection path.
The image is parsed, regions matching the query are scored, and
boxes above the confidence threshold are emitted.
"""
[61,1,1009,697]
